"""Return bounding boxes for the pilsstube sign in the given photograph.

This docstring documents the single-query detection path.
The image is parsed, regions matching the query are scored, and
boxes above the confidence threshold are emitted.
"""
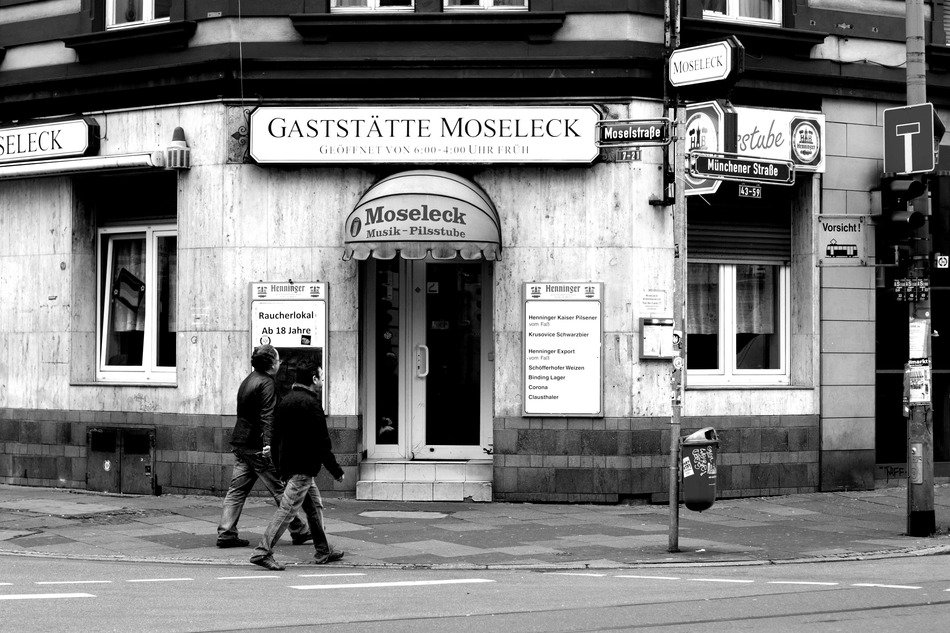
[249,106,600,164]
[0,117,99,165]
[734,106,825,172]
[347,193,498,243]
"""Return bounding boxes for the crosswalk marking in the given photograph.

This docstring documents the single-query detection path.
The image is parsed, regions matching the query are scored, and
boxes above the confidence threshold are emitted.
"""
[216,575,281,580]
[126,578,194,583]
[767,581,838,586]
[290,579,495,590]
[0,593,95,601]
[35,580,112,585]
[548,572,606,577]
[690,578,755,584]
[852,583,922,590]
[297,573,366,578]
[616,575,681,581]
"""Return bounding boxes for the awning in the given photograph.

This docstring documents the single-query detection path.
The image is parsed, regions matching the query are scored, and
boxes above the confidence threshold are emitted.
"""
[343,170,501,261]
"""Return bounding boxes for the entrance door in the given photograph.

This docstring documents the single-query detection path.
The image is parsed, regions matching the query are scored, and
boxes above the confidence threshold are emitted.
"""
[365,258,492,461]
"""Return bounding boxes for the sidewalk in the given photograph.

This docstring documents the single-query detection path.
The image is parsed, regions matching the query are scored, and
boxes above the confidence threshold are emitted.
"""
[0,483,948,569]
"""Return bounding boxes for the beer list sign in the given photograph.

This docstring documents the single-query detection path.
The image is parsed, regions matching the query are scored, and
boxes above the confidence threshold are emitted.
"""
[523,282,604,416]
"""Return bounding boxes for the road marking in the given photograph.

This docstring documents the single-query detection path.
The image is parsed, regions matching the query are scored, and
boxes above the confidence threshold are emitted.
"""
[126,578,195,583]
[690,578,755,584]
[217,575,281,580]
[547,573,607,577]
[297,573,366,578]
[767,581,838,586]
[852,583,922,590]
[0,593,95,601]
[290,579,495,590]
[35,580,112,585]
[616,575,681,581]
[0,583,11,586]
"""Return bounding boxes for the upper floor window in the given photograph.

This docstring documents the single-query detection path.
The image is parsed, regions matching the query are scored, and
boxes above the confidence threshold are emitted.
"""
[702,0,781,26]
[330,0,415,10]
[445,0,528,9]
[107,0,171,29]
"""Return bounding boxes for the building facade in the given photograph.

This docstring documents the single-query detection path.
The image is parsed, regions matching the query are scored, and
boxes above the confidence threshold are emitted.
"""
[0,0,947,501]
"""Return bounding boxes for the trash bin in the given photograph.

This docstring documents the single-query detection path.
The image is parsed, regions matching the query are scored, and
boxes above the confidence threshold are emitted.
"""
[681,427,720,512]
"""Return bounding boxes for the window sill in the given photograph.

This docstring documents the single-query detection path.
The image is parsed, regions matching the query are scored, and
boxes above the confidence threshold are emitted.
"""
[681,17,826,57]
[64,20,197,63]
[71,381,178,388]
[290,11,566,43]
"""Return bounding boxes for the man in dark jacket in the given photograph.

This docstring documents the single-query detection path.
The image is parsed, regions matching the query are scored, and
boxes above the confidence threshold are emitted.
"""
[216,345,311,548]
[250,363,344,570]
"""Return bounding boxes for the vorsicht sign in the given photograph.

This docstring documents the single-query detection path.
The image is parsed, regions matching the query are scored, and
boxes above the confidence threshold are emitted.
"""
[0,117,99,165]
[669,39,739,87]
[523,282,603,417]
[818,215,867,266]
[249,106,600,164]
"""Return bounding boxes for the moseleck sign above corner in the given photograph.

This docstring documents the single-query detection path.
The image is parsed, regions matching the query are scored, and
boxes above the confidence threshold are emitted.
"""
[0,117,100,165]
[669,40,737,87]
[249,106,600,164]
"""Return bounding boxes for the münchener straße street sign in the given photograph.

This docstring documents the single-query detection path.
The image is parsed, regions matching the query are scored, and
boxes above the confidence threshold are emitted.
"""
[688,151,795,185]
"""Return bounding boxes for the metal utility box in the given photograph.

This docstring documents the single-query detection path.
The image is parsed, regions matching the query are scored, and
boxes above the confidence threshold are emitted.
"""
[86,427,157,495]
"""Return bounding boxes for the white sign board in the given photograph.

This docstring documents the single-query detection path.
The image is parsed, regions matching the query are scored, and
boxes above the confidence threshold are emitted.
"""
[249,106,600,164]
[0,118,99,165]
[523,282,603,417]
[250,282,329,410]
[734,106,825,172]
[817,215,866,266]
[669,40,734,87]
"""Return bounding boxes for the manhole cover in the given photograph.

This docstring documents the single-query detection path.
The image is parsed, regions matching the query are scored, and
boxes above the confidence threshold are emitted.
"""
[359,511,448,520]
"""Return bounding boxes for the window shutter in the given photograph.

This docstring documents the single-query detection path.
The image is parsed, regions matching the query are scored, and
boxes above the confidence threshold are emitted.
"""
[688,208,791,265]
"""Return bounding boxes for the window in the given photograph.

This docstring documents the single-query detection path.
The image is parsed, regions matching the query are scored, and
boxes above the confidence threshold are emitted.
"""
[97,225,177,382]
[106,0,171,29]
[330,0,414,11]
[444,0,528,9]
[687,263,789,385]
[701,0,781,26]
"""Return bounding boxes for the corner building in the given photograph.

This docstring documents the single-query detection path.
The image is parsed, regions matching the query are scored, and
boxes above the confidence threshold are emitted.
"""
[0,0,944,501]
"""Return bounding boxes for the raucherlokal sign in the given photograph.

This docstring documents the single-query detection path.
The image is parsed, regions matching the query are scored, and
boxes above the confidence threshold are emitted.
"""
[250,282,329,409]
[249,106,600,164]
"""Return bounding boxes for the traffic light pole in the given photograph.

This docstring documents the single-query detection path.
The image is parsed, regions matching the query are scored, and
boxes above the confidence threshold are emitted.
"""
[904,0,935,536]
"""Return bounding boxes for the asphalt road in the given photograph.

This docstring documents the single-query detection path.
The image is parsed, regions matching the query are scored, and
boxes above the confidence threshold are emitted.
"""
[2,555,950,632]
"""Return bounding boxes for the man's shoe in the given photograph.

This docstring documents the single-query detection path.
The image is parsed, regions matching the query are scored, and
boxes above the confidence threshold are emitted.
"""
[250,555,285,571]
[311,550,344,564]
[291,533,314,545]
[216,538,250,548]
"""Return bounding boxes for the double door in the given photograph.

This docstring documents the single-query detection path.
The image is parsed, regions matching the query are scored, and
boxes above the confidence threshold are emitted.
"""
[366,258,492,460]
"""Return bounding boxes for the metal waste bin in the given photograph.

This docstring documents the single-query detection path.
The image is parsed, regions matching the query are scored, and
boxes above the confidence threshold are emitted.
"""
[681,427,719,512]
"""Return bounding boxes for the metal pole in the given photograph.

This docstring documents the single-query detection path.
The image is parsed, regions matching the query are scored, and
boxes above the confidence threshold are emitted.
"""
[905,0,935,536]
[665,0,684,554]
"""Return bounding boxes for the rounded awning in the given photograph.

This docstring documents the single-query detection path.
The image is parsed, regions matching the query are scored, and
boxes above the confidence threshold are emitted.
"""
[343,170,501,261]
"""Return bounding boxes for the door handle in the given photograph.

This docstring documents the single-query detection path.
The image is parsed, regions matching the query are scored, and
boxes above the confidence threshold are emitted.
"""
[416,345,429,378]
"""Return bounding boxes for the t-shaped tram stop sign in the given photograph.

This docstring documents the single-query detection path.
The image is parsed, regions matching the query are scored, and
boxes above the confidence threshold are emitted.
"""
[883,103,945,175]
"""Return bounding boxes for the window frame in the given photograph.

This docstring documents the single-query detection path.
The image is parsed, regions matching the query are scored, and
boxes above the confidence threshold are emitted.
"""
[687,262,790,387]
[329,0,416,12]
[702,0,782,27]
[105,0,171,30]
[444,0,529,10]
[96,224,177,384]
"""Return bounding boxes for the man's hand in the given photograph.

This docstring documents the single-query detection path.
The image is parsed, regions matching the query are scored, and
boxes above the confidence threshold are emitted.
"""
[262,445,272,458]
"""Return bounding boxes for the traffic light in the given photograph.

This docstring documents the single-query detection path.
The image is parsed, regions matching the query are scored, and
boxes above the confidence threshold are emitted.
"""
[879,175,927,228]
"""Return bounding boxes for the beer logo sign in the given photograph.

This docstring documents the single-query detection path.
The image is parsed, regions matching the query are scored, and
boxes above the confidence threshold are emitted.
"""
[790,119,821,166]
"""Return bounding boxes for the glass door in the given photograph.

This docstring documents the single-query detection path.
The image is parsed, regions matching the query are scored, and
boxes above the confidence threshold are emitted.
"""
[365,258,493,461]
[409,260,492,459]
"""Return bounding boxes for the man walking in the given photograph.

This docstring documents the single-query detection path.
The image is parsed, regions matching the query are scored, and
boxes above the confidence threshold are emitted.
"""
[216,344,311,548]
[250,363,344,570]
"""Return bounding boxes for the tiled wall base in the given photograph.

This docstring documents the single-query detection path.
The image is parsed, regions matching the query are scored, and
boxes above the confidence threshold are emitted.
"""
[356,459,492,501]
